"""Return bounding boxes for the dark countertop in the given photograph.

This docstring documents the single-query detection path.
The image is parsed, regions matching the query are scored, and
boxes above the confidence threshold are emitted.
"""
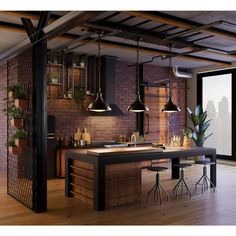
[87,146,164,156]
[56,141,152,150]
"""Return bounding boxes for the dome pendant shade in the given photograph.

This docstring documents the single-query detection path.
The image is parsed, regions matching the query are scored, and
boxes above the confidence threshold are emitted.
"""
[128,94,149,112]
[162,96,181,113]
[87,91,111,112]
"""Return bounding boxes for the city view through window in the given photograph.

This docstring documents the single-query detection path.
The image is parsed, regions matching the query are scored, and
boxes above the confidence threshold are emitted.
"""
[202,73,232,156]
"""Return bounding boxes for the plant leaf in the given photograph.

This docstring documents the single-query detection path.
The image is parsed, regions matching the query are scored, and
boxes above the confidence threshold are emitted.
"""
[187,107,192,115]
[190,113,200,126]
[204,133,213,142]
[199,111,207,125]
[195,105,203,116]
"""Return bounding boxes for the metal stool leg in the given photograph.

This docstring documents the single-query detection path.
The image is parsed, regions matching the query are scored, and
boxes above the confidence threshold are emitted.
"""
[147,172,169,205]
[173,168,191,198]
[195,165,216,193]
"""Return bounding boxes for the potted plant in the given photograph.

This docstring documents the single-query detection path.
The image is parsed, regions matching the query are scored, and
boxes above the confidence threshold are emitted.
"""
[8,83,28,109]
[8,83,26,99]
[73,86,86,104]
[186,105,213,159]
[13,129,28,148]
[6,139,21,155]
[68,88,73,98]
[51,72,58,84]
[80,59,85,67]
[7,106,23,129]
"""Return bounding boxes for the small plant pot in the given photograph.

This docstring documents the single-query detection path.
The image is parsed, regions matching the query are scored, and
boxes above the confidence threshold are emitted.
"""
[80,62,85,67]
[8,146,22,155]
[15,138,28,148]
[8,91,17,99]
[10,118,24,129]
[51,79,58,84]
[15,99,28,109]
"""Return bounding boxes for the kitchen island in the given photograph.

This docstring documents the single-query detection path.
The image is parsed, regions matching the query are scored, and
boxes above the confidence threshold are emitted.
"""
[65,146,216,211]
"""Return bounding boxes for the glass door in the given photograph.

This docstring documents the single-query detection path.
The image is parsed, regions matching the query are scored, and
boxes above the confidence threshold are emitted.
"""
[199,71,232,159]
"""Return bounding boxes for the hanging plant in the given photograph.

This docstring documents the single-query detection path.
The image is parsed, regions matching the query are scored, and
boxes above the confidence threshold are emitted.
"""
[8,83,27,99]
[3,106,24,129]
[13,129,28,148]
[6,139,21,155]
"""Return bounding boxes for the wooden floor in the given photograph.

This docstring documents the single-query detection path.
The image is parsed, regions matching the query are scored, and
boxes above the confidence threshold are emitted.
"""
[1,162,236,225]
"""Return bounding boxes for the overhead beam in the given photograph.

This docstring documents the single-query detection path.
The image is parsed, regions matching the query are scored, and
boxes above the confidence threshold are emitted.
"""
[75,38,231,66]
[0,21,78,40]
[1,11,58,23]
[124,11,236,42]
[82,21,236,60]
[0,11,104,61]
[21,18,36,43]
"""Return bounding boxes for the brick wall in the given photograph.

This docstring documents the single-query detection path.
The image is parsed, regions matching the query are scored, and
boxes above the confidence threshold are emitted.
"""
[47,61,137,141]
[0,56,187,172]
[143,64,187,138]
[0,62,7,171]
[48,61,186,141]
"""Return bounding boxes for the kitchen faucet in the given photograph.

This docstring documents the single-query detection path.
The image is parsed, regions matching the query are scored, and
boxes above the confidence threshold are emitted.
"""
[131,134,137,147]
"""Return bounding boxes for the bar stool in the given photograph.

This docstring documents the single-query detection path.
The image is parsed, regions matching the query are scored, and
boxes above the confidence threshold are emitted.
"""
[146,166,169,205]
[195,159,216,193]
[173,163,192,198]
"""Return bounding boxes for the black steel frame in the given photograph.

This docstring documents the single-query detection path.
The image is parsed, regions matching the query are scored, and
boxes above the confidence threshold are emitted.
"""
[197,68,236,161]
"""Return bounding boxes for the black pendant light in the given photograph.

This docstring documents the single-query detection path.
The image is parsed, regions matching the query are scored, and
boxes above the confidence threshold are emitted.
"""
[162,45,181,113]
[88,33,111,112]
[128,39,149,112]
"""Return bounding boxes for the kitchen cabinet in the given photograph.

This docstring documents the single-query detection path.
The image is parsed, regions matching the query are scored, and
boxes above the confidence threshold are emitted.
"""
[47,53,88,101]
[47,55,65,99]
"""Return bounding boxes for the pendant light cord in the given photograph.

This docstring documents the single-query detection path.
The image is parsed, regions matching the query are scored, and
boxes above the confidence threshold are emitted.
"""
[169,45,172,98]
[136,39,140,96]
[98,33,101,93]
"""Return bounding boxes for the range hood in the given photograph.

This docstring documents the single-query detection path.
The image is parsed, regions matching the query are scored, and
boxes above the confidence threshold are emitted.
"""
[90,56,124,116]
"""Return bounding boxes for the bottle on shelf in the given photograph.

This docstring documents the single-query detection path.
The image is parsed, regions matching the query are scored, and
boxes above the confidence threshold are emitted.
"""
[81,127,91,145]
[74,127,81,142]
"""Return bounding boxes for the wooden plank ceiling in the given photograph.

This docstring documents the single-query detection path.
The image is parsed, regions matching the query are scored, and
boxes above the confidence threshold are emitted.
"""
[1,11,236,68]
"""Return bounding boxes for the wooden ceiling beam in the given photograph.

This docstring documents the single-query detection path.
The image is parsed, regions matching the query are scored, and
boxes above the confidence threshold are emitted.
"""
[77,38,231,65]
[124,11,236,42]
[82,21,236,60]
[0,18,231,65]
[0,21,77,40]
[0,11,56,23]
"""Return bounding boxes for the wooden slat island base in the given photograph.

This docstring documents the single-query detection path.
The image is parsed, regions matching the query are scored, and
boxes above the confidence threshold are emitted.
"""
[65,146,216,211]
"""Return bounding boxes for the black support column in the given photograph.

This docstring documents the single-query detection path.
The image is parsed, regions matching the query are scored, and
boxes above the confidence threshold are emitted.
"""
[22,11,50,212]
[32,40,48,212]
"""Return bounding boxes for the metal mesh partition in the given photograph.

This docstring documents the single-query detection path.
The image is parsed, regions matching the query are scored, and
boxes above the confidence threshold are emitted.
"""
[7,49,34,209]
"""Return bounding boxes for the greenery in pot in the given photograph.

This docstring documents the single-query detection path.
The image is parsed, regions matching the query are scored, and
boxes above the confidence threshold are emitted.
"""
[13,129,28,139]
[73,86,86,104]
[186,104,213,147]
[3,106,22,119]
[6,139,16,147]
[51,72,58,84]
[80,59,85,67]
[8,83,27,99]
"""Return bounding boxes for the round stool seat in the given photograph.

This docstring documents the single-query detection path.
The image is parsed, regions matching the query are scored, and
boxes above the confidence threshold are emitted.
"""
[147,166,168,172]
[173,163,192,168]
[195,160,215,165]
